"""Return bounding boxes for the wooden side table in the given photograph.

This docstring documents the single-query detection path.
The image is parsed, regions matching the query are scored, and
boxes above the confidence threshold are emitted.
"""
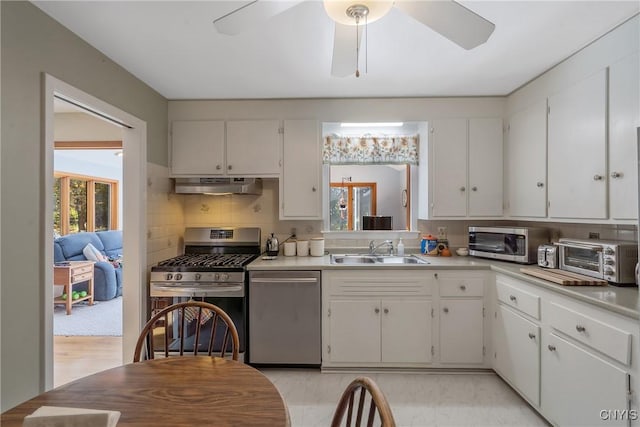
[54,261,95,315]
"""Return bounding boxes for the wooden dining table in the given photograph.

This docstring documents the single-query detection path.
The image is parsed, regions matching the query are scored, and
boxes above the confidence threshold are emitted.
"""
[1,357,290,426]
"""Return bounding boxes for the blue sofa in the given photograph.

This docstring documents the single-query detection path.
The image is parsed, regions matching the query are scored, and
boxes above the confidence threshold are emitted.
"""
[54,230,123,301]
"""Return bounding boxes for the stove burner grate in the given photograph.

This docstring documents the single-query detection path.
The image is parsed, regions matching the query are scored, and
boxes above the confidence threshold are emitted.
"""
[157,253,256,268]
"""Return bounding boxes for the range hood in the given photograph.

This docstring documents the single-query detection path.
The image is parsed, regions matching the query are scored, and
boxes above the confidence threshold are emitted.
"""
[174,178,262,195]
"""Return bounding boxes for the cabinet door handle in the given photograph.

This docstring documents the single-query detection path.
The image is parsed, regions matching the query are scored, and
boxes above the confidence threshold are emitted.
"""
[536,181,544,188]
[528,333,536,340]
[509,295,517,302]
[459,284,466,291]
[611,171,623,179]
[471,186,478,192]
[548,344,556,352]
[459,186,466,192]
[593,174,603,181]
[434,273,438,279]
[312,186,317,192]
[228,165,233,170]
[383,308,389,314]
[443,307,449,313]
[216,165,221,170]
[374,307,380,314]
[575,325,586,333]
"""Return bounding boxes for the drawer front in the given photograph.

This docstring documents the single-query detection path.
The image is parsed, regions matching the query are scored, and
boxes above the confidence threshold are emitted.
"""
[548,302,631,365]
[71,265,93,275]
[72,272,93,283]
[496,279,540,320]
[439,276,484,297]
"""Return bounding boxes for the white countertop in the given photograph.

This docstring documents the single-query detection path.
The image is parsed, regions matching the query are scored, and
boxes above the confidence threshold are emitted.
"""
[248,253,640,319]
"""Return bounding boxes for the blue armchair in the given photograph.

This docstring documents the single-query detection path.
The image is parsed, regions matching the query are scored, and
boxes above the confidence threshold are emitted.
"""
[53,230,123,301]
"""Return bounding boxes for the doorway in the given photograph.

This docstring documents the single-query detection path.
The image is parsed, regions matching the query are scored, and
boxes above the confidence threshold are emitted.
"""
[43,75,147,391]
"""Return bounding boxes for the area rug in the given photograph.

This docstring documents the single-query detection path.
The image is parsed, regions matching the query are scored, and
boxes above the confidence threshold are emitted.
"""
[54,297,122,336]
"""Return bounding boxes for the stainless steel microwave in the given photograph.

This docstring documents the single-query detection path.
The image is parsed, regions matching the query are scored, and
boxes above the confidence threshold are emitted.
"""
[556,238,638,285]
[468,226,549,264]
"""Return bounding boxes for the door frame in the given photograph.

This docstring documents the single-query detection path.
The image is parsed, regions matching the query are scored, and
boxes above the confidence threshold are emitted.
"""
[43,74,147,390]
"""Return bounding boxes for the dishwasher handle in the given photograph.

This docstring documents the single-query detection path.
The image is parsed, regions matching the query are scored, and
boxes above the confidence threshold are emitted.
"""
[250,277,318,284]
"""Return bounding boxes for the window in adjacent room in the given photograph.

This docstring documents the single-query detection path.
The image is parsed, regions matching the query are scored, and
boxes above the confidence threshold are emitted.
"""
[54,172,119,235]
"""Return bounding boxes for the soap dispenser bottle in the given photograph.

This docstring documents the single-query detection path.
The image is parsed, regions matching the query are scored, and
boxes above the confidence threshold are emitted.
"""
[397,238,405,256]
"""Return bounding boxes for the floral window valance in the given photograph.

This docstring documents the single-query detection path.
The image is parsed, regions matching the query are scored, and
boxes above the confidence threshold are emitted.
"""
[322,135,419,165]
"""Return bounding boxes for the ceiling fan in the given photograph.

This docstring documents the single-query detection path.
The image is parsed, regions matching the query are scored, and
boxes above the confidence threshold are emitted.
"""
[213,0,495,77]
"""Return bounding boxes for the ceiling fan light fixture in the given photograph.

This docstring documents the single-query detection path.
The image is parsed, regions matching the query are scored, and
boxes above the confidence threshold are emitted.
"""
[323,0,393,25]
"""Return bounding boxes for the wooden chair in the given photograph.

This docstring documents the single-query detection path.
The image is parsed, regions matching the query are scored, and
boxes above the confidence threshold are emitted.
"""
[331,377,396,427]
[133,301,239,362]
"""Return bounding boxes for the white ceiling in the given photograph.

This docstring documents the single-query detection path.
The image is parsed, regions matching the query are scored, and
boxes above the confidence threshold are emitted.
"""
[33,1,639,100]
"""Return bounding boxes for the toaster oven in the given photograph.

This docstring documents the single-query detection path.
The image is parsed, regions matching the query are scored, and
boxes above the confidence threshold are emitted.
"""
[556,238,638,285]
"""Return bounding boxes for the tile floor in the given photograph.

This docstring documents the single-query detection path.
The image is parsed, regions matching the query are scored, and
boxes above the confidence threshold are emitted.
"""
[261,369,550,427]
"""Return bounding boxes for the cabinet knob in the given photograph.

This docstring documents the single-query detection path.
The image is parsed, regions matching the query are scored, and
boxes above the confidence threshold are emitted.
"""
[611,171,623,179]
[536,181,544,188]
[528,332,536,340]
[471,186,478,192]
[459,284,466,291]
[509,295,517,302]
[228,165,233,170]
[443,307,449,313]
[575,325,586,333]
[383,308,389,314]
[434,273,438,279]
[459,186,466,192]
[312,186,317,192]
[216,165,221,170]
[593,174,603,181]
[374,307,380,314]
[548,344,556,352]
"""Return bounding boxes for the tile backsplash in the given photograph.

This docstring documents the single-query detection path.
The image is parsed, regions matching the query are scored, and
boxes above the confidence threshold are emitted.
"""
[146,168,637,258]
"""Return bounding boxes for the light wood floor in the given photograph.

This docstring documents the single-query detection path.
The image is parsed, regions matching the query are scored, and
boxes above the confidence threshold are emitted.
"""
[54,336,123,388]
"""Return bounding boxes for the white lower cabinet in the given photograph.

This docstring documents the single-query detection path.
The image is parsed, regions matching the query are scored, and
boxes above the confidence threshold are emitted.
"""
[494,304,540,406]
[435,271,486,365]
[323,270,433,368]
[542,333,630,427]
[493,273,639,427]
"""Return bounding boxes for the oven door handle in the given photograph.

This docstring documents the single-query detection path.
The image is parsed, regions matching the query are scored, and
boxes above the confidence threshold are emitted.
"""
[555,242,603,252]
[152,284,243,293]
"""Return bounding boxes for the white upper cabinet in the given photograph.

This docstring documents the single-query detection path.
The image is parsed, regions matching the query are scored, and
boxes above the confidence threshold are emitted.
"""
[170,119,280,177]
[429,118,503,218]
[171,120,225,176]
[468,118,504,217]
[506,100,548,218]
[280,120,322,219]
[609,52,639,220]
[548,70,607,219]
[430,118,468,217]
[225,120,281,176]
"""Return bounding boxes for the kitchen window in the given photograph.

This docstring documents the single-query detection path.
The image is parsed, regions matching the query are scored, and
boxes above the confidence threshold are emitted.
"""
[54,172,119,235]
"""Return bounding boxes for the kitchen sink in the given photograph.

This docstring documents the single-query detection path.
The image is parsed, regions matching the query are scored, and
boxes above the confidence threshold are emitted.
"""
[329,254,429,265]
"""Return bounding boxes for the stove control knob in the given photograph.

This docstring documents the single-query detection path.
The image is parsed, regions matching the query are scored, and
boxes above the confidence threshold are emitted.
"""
[221,273,230,281]
[214,273,220,281]
[195,273,201,280]
[604,259,615,265]
[604,247,615,255]
[166,274,173,280]
[175,273,183,280]
[604,267,615,275]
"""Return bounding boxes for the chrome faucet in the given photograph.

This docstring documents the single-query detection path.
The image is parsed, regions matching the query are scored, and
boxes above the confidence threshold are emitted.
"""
[369,240,394,255]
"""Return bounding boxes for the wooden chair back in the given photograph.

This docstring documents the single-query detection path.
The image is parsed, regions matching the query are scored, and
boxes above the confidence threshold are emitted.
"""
[133,301,239,362]
[331,377,396,427]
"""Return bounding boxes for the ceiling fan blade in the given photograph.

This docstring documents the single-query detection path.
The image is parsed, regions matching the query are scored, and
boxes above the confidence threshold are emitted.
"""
[395,0,495,50]
[331,23,364,77]
[213,1,303,35]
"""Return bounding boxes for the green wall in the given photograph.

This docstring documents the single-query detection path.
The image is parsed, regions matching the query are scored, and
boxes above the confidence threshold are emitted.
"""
[1,1,168,410]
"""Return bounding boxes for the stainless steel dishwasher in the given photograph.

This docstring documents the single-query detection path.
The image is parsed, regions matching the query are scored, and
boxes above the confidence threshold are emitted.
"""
[248,270,321,365]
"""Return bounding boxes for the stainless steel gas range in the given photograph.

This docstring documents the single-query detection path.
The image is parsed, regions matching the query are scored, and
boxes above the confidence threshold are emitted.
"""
[149,227,261,356]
